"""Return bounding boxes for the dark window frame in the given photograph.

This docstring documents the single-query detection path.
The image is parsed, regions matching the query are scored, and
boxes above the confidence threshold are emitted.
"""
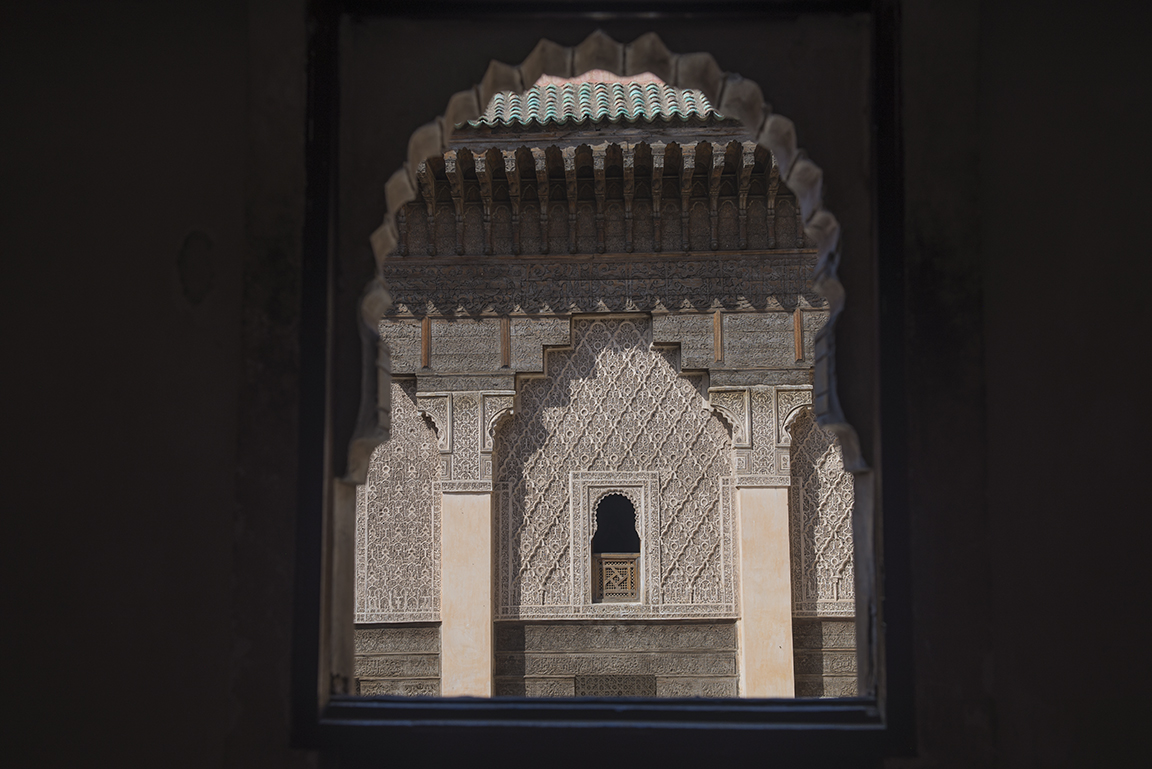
[293,1,911,763]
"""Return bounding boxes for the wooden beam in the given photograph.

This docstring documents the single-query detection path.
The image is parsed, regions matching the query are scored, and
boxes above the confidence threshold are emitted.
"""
[421,316,431,369]
[501,315,511,368]
[793,307,803,362]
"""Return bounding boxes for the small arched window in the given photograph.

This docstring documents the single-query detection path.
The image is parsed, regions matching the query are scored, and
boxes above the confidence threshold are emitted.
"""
[591,494,640,603]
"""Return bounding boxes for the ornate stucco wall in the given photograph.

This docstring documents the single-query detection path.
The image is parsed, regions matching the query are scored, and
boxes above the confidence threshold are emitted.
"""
[494,316,735,619]
[352,105,855,696]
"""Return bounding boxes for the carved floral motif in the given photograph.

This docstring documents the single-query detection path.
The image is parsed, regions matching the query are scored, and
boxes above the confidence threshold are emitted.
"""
[494,318,735,619]
[355,380,441,623]
[789,407,855,616]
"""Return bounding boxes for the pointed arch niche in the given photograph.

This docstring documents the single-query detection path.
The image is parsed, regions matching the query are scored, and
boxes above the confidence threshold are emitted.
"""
[301,9,905,761]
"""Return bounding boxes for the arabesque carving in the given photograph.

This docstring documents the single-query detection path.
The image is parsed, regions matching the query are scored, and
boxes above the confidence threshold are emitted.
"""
[348,29,862,486]
[355,380,441,623]
[494,317,735,619]
[788,407,854,616]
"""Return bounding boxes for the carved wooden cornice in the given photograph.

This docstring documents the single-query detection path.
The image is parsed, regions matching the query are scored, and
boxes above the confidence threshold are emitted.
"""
[400,139,803,259]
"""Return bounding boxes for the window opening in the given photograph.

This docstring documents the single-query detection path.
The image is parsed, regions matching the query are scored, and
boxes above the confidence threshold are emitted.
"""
[332,29,873,707]
[591,494,640,603]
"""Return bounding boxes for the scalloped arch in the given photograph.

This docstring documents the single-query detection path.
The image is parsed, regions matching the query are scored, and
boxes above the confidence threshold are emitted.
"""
[782,403,813,441]
[589,489,643,540]
[344,30,862,484]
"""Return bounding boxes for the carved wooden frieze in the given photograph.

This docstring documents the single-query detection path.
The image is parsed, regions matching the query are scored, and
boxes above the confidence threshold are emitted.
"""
[381,253,822,318]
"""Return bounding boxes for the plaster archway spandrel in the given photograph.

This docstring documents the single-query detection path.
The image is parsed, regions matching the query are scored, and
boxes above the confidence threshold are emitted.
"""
[344,29,862,484]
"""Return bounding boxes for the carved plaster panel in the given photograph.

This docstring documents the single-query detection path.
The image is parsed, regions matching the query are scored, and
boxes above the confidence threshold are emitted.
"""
[451,393,479,476]
[651,313,715,370]
[378,319,422,374]
[355,380,441,623]
[481,392,515,453]
[748,388,776,475]
[415,394,451,453]
[722,312,799,369]
[708,388,751,448]
[494,317,736,620]
[789,407,855,617]
[777,386,813,446]
[430,317,502,372]
[509,316,571,373]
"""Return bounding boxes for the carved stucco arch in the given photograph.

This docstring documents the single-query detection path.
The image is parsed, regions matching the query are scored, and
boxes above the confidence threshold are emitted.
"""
[781,401,813,446]
[589,489,643,540]
[344,29,862,484]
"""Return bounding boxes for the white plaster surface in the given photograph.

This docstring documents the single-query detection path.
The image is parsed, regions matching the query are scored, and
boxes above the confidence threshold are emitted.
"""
[440,492,493,696]
[737,486,795,697]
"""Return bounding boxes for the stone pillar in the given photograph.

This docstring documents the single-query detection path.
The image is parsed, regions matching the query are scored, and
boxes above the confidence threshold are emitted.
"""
[736,484,795,697]
[417,385,513,698]
[439,490,493,696]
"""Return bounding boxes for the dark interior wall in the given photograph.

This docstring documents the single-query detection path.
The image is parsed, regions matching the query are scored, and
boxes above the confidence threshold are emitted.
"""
[980,4,1151,766]
[3,1,313,766]
[4,2,1149,767]
[3,1,246,765]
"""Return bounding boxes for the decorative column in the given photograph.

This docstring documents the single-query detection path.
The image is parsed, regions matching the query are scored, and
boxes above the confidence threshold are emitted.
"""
[711,385,813,697]
[417,390,513,697]
[735,480,794,697]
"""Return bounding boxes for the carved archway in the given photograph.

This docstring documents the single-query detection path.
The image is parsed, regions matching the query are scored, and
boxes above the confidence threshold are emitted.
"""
[343,30,861,485]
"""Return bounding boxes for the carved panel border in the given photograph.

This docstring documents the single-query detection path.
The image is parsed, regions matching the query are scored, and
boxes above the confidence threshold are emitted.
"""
[570,471,660,608]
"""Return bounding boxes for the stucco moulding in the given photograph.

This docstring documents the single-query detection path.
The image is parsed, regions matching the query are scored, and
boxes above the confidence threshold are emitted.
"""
[351,29,861,484]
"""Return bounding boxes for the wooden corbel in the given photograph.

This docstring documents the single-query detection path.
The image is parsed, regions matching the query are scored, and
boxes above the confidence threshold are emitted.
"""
[532,147,549,255]
[650,142,665,253]
[592,143,607,254]
[444,149,466,255]
[503,150,521,255]
[708,142,726,250]
[737,142,756,250]
[679,142,696,252]
[474,149,495,256]
[622,142,635,253]
[562,146,578,254]
[416,160,438,256]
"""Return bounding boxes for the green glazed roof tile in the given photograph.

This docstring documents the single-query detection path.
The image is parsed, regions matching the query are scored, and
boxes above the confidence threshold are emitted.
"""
[467,81,725,128]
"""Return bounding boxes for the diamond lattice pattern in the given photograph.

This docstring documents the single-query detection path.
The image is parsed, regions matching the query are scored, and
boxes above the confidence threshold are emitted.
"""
[495,317,732,613]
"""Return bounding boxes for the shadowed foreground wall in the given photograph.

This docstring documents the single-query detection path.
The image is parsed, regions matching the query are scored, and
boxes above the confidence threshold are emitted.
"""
[4,2,1148,767]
